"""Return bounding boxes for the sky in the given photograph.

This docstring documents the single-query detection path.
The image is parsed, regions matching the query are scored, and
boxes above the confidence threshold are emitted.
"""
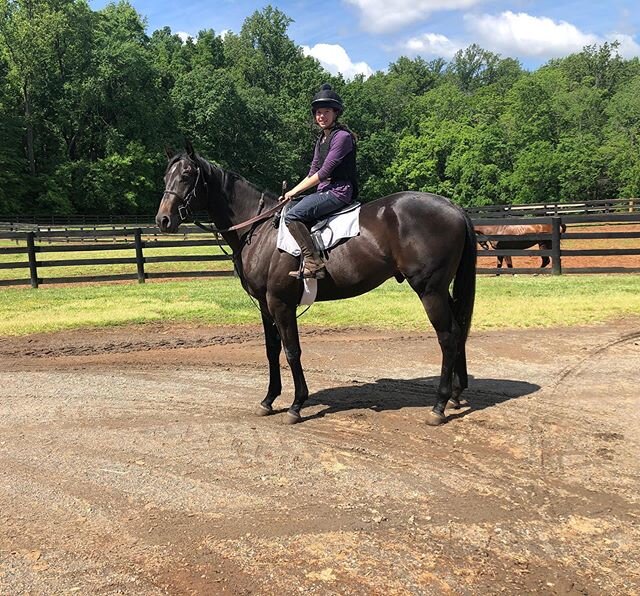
[89,0,640,79]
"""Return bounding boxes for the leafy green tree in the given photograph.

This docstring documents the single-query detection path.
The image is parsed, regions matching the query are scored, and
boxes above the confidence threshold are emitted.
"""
[446,44,514,93]
[0,61,25,212]
[552,42,625,95]
[556,134,609,201]
[501,68,565,152]
[504,141,560,204]
[602,75,640,197]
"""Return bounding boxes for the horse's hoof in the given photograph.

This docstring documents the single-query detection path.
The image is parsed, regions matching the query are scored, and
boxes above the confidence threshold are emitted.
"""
[426,411,446,426]
[447,398,469,410]
[284,410,301,425]
[256,404,273,417]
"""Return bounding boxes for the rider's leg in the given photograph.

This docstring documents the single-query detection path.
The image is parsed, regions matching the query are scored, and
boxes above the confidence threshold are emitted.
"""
[284,191,345,279]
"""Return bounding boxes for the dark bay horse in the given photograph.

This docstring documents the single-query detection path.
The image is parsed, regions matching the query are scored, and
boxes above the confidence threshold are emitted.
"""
[156,143,477,425]
[475,224,559,270]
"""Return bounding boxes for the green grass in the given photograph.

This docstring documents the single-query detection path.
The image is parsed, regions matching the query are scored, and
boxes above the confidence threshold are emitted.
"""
[1,275,639,337]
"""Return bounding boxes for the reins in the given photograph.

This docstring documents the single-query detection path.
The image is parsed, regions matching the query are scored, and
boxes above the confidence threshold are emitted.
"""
[191,195,290,234]
[163,164,310,319]
[163,164,290,234]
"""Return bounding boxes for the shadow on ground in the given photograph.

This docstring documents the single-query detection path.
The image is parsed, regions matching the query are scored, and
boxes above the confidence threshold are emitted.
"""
[301,376,540,422]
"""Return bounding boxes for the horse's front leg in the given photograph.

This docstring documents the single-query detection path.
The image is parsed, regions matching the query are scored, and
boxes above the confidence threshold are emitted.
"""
[256,309,283,416]
[269,298,309,425]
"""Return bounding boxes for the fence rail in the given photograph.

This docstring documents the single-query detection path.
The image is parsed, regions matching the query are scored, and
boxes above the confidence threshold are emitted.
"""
[0,226,234,288]
[1,213,640,287]
[466,197,639,218]
[473,214,640,275]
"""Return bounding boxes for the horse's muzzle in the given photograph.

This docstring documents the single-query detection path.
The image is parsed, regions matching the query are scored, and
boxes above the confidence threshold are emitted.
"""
[156,214,178,233]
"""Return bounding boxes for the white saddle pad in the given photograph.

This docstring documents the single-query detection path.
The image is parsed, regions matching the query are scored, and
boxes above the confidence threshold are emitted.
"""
[277,202,361,257]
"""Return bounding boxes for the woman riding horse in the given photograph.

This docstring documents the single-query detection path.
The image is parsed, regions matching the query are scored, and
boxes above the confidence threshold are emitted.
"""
[281,84,358,279]
[156,142,476,426]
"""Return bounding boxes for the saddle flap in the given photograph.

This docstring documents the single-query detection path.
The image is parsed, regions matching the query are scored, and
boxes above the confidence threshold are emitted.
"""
[311,202,361,232]
[277,202,361,257]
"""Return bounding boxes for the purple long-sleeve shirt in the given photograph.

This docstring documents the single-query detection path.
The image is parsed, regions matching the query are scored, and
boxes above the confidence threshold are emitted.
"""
[308,129,354,203]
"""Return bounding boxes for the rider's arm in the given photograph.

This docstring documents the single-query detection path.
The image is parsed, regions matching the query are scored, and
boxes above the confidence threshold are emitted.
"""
[283,173,320,200]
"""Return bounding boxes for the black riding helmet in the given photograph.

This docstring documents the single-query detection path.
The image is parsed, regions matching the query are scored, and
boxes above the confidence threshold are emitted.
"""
[311,83,344,115]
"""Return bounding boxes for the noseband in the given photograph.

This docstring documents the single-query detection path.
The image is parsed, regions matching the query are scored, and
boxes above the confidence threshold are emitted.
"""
[163,164,207,222]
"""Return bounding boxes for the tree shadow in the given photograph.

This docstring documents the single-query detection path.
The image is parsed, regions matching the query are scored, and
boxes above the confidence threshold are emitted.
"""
[301,376,540,423]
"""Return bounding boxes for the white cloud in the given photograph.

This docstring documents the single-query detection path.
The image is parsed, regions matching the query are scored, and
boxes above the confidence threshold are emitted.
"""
[176,31,193,43]
[606,33,640,58]
[345,0,482,33]
[303,43,374,79]
[401,33,462,59]
[176,29,230,43]
[466,11,600,58]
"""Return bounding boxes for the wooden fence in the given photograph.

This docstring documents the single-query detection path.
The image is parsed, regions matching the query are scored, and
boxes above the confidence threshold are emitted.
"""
[466,197,639,218]
[0,226,234,288]
[1,213,640,287]
[474,213,640,275]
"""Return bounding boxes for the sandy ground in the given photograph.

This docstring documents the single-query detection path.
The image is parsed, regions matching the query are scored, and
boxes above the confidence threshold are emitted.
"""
[0,319,639,595]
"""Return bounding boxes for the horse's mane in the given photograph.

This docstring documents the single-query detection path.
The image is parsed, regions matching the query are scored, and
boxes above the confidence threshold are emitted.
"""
[222,168,279,201]
[171,151,278,202]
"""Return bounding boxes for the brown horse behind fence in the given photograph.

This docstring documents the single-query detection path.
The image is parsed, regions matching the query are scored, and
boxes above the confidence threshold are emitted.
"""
[474,224,563,271]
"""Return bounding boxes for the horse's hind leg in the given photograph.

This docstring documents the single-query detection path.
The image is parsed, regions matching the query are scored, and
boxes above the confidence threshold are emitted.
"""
[417,287,461,426]
[256,309,283,416]
[540,242,551,268]
[449,346,470,409]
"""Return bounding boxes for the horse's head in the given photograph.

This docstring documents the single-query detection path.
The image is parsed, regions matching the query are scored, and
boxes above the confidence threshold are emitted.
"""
[156,140,208,233]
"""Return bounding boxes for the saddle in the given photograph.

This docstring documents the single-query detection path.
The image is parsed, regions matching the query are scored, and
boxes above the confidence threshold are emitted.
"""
[276,202,361,257]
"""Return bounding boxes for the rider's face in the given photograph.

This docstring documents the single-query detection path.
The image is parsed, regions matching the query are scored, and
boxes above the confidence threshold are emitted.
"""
[315,107,337,129]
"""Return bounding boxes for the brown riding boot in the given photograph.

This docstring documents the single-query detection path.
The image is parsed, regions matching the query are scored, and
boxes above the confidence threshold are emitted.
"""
[286,221,326,279]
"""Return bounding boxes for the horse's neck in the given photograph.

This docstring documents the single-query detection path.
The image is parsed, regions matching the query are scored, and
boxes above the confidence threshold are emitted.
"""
[204,164,277,255]
[208,166,274,224]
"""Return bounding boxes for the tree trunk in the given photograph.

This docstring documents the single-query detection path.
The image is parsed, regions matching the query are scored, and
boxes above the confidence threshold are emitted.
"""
[23,83,36,175]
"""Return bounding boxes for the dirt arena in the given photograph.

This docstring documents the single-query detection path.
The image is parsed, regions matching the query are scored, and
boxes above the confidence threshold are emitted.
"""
[0,316,639,595]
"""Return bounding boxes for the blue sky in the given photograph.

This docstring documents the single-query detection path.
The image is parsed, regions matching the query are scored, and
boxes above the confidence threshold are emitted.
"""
[89,1,640,78]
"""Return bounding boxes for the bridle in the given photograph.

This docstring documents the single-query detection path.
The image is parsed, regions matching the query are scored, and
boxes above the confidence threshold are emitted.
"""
[161,159,308,319]
[162,160,290,234]
[162,162,207,223]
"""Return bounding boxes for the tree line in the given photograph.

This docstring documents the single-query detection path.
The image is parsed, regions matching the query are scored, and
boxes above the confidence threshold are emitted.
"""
[1,0,639,217]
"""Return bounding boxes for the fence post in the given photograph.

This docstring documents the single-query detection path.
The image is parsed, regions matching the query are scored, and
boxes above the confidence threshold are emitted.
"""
[551,217,562,275]
[134,228,146,283]
[26,231,39,288]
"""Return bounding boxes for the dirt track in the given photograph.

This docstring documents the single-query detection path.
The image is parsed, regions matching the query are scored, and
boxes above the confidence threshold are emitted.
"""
[1,320,639,595]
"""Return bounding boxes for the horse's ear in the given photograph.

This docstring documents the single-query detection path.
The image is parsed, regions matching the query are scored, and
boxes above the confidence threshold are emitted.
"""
[185,138,196,159]
[164,146,175,160]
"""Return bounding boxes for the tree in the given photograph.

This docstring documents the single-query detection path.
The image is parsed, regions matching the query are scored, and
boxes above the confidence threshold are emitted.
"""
[553,42,626,95]
[446,44,509,93]
[602,75,640,197]
[504,141,560,204]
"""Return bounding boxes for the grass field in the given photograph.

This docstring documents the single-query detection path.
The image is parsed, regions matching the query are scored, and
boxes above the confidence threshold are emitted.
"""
[1,275,639,337]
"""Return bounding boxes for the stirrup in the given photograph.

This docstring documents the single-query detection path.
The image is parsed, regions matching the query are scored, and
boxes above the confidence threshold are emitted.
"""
[288,265,325,279]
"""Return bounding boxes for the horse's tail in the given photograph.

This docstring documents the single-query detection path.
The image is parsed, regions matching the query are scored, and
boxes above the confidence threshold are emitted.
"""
[452,212,477,345]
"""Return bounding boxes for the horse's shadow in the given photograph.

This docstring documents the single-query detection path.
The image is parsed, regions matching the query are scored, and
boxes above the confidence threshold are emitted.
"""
[299,376,540,423]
